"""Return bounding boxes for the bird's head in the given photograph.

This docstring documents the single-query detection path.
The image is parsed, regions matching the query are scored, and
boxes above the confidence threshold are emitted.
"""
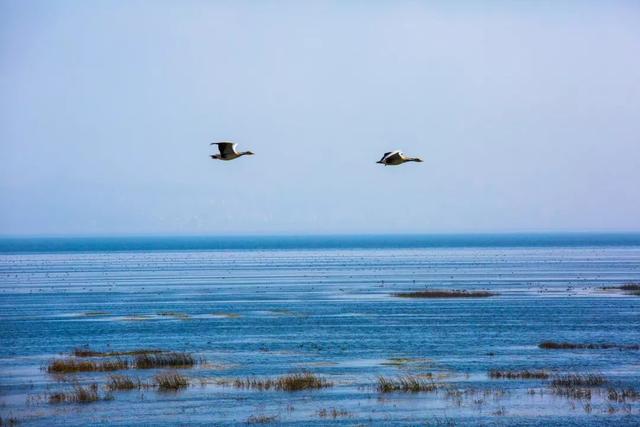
[244,151,255,156]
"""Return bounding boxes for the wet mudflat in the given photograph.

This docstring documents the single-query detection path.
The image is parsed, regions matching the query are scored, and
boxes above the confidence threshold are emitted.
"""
[1,245,639,425]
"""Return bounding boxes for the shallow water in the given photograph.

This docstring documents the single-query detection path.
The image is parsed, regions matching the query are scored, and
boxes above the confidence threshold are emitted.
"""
[1,240,640,425]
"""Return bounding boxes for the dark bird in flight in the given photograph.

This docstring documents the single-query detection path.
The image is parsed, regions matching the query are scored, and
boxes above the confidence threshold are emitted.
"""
[210,142,255,161]
[376,150,423,166]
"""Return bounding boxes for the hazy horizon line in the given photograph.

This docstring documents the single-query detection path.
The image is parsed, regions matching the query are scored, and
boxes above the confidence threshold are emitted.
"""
[2,230,640,240]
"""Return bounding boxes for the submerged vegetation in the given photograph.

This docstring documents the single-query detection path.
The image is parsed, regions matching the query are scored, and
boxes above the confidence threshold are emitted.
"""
[489,370,549,380]
[538,342,639,350]
[158,311,191,320]
[211,312,241,318]
[394,290,496,298]
[80,311,110,317]
[377,376,440,393]
[72,347,164,357]
[232,373,332,391]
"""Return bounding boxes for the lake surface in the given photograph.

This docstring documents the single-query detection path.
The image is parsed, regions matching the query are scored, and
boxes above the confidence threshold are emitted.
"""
[1,235,639,425]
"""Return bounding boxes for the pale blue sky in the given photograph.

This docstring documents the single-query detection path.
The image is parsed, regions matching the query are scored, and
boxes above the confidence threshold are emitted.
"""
[1,0,639,236]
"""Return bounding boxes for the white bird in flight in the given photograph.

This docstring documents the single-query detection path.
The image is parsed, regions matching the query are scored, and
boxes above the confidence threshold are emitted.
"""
[210,142,255,161]
[376,151,423,166]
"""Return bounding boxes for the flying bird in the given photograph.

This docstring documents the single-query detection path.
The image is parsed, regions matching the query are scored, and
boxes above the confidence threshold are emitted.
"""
[210,142,255,161]
[376,151,423,166]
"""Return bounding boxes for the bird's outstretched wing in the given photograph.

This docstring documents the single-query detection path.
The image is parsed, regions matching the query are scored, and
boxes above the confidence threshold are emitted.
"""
[378,151,393,162]
[211,142,237,156]
[385,152,402,162]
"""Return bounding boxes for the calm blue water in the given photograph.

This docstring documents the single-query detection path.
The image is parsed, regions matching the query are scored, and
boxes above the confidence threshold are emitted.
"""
[1,235,639,426]
[2,233,640,253]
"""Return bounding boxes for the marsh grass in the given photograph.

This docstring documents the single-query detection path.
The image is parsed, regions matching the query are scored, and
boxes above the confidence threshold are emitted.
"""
[246,415,278,424]
[489,370,549,380]
[105,374,149,391]
[233,373,332,391]
[552,387,592,400]
[48,383,101,404]
[377,376,440,393]
[538,341,640,350]
[550,374,606,401]
[47,357,129,373]
[607,388,640,402]
[154,372,189,391]
[393,290,496,298]
[134,352,197,369]
[317,407,351,418]
[551,374,606,388]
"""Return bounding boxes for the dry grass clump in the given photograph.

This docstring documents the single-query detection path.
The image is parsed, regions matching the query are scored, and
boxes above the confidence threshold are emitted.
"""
[489,370,549,380]
[377,375,440,393]
[48,383,100,404]
[317,407,351,418]
[72,347,164,357]
[552,387,592,400]
[551,374,606,388]
[538,341,640,350]
[550,374,606,400]
[275,373,331,391]
[394,290,496,298]
[105,374,148,391]
[246,415,278,424]
[233,373,332,392]
[154,371,189,391]
[134,352,196,369]
[607,388,640,402]
[47,357,128,373]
